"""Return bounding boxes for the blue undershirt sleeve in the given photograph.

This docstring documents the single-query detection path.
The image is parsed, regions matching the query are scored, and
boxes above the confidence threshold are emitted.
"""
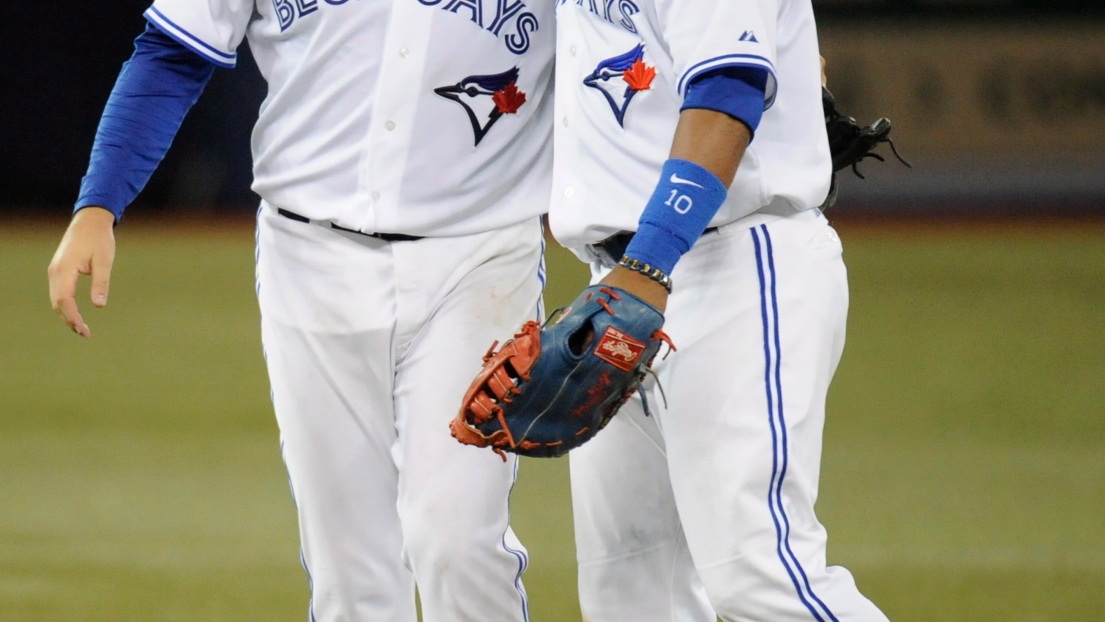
[75,21,217,221]
[681,66,768,135]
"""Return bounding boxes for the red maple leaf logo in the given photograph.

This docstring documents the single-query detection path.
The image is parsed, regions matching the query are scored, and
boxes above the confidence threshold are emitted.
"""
[623,59,656,92]
[493,82,527,114]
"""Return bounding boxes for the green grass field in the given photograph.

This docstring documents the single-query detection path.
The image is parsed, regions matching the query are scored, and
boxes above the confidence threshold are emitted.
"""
[2,217,1103,621]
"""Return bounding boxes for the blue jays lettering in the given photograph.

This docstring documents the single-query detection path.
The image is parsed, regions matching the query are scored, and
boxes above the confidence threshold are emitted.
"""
[556,0,640,33]
[273,0,540,54]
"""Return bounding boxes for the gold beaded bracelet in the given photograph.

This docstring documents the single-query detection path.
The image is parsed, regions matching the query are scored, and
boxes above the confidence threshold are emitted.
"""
[618,255,674,293]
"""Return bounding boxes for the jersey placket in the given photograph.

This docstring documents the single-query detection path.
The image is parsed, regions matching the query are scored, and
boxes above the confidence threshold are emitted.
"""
[553,11,589,227]
[354,5,435,235]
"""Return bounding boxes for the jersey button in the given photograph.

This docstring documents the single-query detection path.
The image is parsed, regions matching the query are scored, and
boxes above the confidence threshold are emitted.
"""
[385,121,396,131]
[399,48,409,58]
[372,192,381,201]
[570,45,577,57]
[564,187,574,198]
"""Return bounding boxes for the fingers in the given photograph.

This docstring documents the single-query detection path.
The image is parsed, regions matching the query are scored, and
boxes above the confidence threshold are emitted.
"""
[90,249,114,308]
[58,298,90,339]
[48,262,90,338]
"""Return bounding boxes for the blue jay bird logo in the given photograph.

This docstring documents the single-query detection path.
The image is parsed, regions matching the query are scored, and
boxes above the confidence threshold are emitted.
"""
[583,44,656,127]
[435,67,528,146]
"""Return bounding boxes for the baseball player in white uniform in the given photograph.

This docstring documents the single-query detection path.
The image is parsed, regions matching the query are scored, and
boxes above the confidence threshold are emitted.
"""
[47,1,554,620]
[549,0,890,620]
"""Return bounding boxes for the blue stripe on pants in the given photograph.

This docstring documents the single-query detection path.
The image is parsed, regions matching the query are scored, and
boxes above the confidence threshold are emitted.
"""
[753,225,838,621]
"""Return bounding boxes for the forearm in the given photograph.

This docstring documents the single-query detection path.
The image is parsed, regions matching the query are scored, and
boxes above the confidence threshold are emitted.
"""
[670,66,767,187]
[76,22,216,221]
[605,69,768,306]
[668,108,751,190]
[621,69,767,275]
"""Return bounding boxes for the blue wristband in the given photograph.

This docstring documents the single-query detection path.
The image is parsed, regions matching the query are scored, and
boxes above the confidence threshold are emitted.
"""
[623,159,728,275]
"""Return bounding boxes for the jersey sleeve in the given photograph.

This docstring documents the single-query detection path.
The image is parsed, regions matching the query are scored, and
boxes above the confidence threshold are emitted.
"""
[682,67,768,134]
[655,0,779,108]
[143,0,253,67]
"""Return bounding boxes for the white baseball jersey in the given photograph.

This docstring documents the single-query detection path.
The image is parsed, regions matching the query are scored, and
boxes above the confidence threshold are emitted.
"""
[145,0,555,237]
[548,0,832,249]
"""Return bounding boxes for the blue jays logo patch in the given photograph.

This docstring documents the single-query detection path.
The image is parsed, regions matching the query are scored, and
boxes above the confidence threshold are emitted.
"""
[435,67,528,146]
[583,44,656,127]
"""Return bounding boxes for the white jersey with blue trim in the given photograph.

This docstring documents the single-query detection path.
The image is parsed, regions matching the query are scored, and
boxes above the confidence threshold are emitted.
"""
[145,0,554,237]
[548,0,832,248]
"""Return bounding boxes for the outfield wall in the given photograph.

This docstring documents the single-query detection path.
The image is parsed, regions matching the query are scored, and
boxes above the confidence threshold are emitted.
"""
[819,22,1105,210]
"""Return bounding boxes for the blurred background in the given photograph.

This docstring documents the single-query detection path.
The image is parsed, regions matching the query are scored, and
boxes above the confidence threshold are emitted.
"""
[1,1,1103,620]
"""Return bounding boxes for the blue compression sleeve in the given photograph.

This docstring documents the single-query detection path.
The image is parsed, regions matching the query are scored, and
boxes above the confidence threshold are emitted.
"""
[682,66,768,134]
[75,22,217,221]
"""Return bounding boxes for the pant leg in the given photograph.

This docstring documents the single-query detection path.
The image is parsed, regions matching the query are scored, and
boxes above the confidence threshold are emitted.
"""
[569,395,716,622]
[391,218,544,622]
[658,211,888,622]
[257,208,416,622]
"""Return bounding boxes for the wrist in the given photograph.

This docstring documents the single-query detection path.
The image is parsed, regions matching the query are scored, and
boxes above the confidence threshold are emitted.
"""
[623,158,727,275]
[601,266,669,313]
[617,254,673,293]
[73,206,117,227]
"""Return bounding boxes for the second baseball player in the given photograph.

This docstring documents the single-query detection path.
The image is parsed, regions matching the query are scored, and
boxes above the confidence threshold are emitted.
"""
[548,0,892,619]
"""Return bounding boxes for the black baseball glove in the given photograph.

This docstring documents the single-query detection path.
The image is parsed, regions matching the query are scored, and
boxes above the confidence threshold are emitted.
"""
[822,86,911,207]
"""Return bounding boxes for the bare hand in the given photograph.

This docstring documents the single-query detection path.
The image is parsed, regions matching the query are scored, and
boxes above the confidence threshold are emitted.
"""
[47,207,116,338]
[599,266,669,314]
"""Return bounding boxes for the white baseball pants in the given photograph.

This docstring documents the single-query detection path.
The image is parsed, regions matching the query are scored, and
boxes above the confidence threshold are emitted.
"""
[256,206,543,622]
[571,209,889,622]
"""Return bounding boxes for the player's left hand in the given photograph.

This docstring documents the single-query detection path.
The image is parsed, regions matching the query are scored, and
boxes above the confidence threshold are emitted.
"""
[598,266,669,313]
[451,283,671,459]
